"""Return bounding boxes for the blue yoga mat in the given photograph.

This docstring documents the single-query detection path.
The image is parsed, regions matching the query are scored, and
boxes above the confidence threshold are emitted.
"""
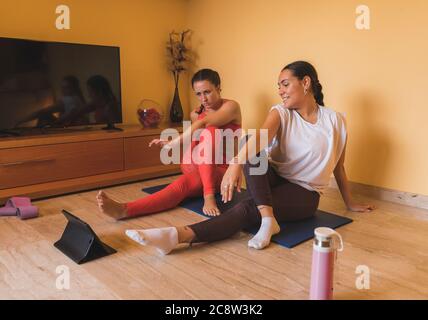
[142,184,353,248]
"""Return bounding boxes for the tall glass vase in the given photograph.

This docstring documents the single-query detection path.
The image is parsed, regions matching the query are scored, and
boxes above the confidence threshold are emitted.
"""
[169,86,183,123]
[169,85,183,123]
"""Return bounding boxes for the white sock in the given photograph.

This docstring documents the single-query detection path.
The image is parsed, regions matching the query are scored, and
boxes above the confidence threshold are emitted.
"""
[248,217,281,250]
[125,227,178,255]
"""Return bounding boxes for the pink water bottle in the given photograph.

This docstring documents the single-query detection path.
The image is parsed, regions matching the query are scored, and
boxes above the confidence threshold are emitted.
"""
[309,227,343,300]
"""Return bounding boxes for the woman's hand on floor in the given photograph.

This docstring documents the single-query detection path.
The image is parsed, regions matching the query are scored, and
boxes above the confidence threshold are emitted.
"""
[221,164,243,203]
[347,202,376,212]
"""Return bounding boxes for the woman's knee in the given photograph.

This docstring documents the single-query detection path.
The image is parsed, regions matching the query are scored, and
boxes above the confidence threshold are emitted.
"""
[200,125,221,144]
[243,160,266,180]
[243,162,252,178]
[203,124,220,132]
[243,152,265,169]
[228,198,260,223]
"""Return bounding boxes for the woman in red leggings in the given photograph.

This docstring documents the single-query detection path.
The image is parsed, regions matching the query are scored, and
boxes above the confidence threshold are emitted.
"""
[97,69,242,219]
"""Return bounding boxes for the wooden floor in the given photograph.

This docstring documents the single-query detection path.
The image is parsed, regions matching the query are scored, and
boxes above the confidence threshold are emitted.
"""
[1,174,427,300]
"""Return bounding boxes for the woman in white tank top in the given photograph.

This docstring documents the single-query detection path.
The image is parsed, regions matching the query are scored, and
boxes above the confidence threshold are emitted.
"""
[218,61,376,249]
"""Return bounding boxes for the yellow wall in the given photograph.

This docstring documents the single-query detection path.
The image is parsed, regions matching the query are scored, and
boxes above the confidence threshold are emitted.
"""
[1,0,427,196]
[0,0,190,125]
[187,0,428,196]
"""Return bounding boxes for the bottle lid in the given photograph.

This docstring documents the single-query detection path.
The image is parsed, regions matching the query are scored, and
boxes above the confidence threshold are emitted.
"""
[314,227,336,240]
[314,227,344,251]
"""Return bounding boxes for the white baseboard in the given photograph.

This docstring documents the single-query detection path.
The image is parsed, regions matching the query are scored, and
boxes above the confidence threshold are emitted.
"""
[328,177,428,211]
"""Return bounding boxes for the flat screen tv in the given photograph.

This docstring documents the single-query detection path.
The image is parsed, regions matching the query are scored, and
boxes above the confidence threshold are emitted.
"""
[0,37,122,133]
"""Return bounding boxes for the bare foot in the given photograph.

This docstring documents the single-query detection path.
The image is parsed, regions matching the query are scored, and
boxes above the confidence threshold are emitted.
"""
[96,191,127,220]
[203,194,220,216]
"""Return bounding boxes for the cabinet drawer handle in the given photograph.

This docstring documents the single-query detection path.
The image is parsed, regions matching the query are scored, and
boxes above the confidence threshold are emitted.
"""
[0,158,56,167]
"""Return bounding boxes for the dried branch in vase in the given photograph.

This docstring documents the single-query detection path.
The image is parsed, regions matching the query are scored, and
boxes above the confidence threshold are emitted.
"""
[166,29,192,86]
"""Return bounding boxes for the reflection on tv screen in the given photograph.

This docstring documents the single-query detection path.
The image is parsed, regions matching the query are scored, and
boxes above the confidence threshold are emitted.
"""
[0,38,122,131]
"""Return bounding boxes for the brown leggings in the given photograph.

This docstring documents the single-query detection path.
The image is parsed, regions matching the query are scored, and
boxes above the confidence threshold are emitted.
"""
[189,160,320,243]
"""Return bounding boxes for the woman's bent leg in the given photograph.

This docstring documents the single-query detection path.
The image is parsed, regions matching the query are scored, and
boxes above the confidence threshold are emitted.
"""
[196,125,222,196]
[243,160,285,207]
[194,125,225,216]
[243,160,286,248]
[189,198,261,243]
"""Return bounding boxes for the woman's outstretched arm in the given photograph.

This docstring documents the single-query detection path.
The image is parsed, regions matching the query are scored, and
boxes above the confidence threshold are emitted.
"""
[221,108,281,202]
[235,108,280,164]
[333,143,376,212]
[164,100,241,149]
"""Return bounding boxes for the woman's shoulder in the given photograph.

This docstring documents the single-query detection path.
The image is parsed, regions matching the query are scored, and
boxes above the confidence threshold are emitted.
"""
[270,104,291,118]
[321,106,347,131]
[321,105,346,121]
[218,99,241,121]
[221,99,240,109]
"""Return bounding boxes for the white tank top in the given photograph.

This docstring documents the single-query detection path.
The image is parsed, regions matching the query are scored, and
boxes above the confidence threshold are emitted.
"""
[266,104,347,194]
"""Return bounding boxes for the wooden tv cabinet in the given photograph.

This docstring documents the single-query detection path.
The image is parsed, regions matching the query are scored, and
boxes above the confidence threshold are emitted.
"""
[0,124,182,204]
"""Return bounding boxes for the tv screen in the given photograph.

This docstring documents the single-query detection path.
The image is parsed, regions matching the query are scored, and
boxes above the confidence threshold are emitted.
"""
[0,37,122,131]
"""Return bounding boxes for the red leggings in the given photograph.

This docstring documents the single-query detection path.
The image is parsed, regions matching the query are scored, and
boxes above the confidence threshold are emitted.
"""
[126,125,227,218]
